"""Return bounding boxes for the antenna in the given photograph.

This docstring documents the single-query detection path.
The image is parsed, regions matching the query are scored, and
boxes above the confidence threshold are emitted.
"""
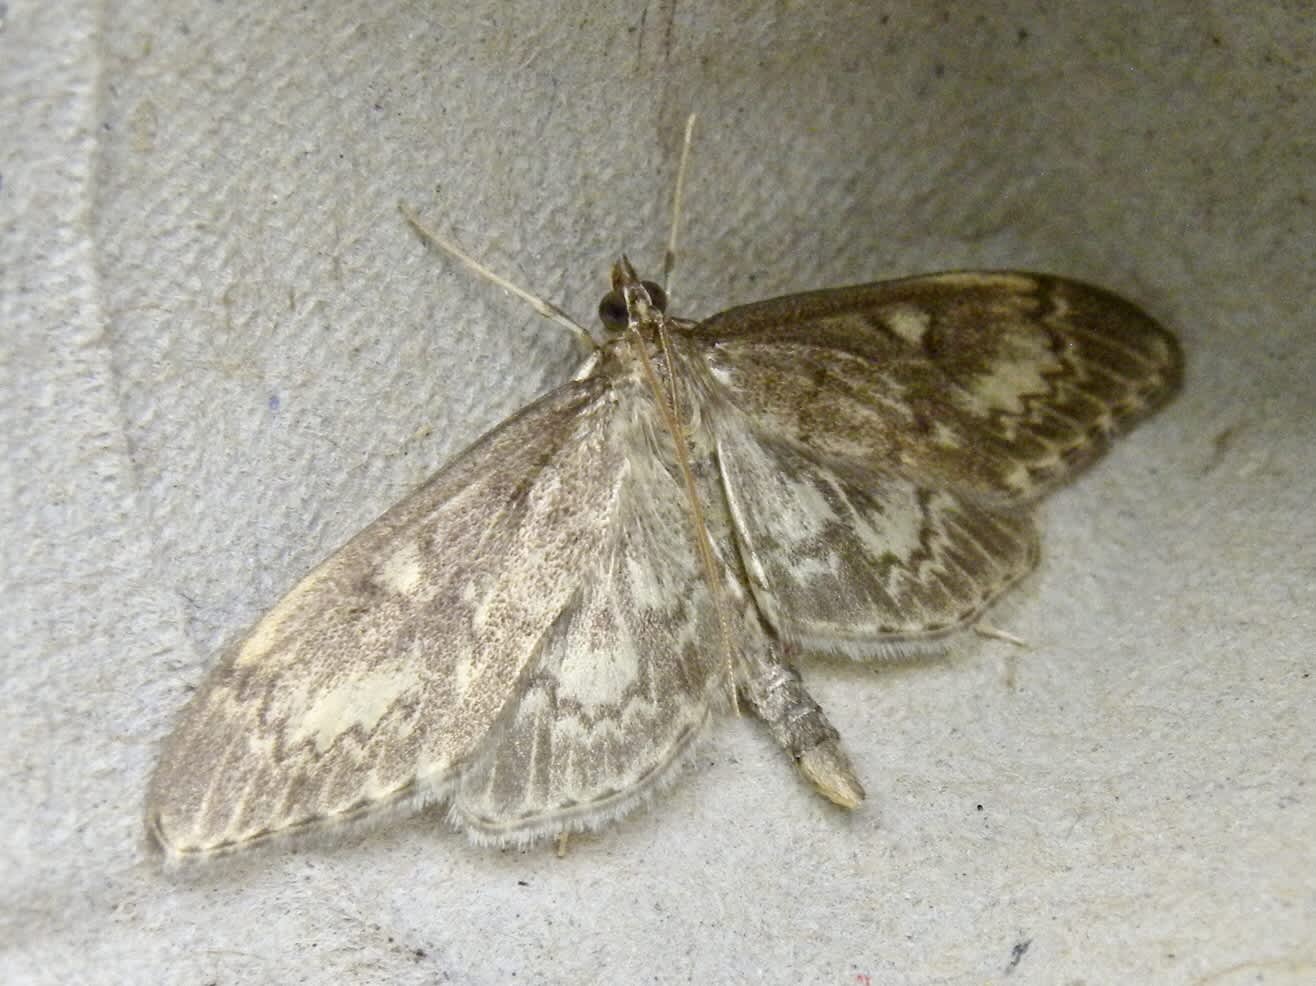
[662,114,697,299]
[399,203,596,354]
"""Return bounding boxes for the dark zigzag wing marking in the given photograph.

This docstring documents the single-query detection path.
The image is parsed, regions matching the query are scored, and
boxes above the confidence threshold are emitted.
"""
[695,271,1182,503]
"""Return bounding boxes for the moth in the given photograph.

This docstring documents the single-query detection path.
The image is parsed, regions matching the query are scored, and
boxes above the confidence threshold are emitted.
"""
[146,176,1181,861]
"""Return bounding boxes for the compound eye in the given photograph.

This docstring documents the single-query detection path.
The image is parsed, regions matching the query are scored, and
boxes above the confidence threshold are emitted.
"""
[598,290,628,332]
[641,280,668,313]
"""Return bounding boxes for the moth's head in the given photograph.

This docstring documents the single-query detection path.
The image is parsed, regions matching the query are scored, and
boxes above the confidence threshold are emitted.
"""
[598,256,667,335]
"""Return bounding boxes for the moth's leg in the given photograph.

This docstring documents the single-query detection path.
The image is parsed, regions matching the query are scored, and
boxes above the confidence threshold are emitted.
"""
[974,621,1028,647]
[738,642,865,809]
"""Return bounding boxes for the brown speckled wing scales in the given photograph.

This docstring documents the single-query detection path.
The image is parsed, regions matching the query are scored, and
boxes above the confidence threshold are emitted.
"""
[697,272,1179,652]
[452,440,728,845]
[699,272,1182,505]
[714,424,1038,658]
[146,378,630,858]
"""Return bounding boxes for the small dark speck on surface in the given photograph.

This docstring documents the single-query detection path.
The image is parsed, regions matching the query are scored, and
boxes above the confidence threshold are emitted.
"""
[268,393,281,412]
[1005,938,1032,974]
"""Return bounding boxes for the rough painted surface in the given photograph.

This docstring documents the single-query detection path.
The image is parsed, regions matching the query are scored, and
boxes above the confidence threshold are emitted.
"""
[3,2,1313,984]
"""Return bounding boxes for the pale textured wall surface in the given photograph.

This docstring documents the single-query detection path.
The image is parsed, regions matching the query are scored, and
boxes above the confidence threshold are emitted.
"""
[3,3,1313,984]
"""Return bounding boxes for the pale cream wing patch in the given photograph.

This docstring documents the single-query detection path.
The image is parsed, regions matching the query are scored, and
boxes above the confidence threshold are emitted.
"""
[145,378,625,859]
[715,422,1038,657]
[453,426,731,845]
[697,272,1182,504]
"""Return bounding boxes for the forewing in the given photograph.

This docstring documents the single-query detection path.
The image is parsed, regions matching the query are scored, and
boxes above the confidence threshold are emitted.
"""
[453,421,729,845]
[697,272,1182,503]
[146,377,623,858]
[715,421,1038,657]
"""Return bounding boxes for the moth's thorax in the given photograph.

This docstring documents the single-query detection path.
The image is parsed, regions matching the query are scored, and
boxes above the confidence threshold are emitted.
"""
[573,308,721,485]
[585,312,700,384]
